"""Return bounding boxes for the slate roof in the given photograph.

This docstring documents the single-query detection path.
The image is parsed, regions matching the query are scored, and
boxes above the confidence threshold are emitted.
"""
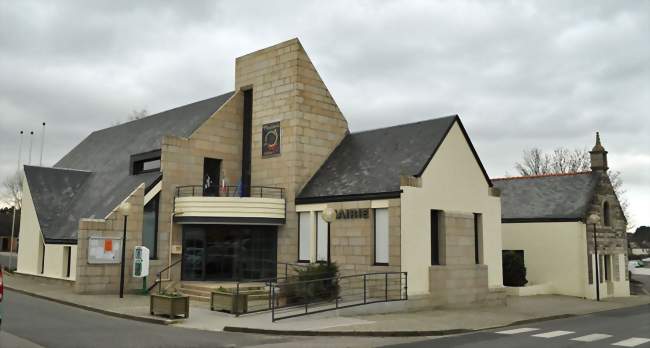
[297,115,491,202]
[492,172,598,222]
[26,92,234,243]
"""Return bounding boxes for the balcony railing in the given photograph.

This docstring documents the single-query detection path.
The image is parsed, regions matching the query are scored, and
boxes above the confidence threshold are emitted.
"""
[175,185,284,199]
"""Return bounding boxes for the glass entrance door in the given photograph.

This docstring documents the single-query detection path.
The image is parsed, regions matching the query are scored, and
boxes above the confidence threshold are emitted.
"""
[181,225,277,281]
[181,226,205,281]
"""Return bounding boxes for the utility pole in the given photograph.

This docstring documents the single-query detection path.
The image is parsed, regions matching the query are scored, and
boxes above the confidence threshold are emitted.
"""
[27,131,34,164]
[39,122,46,166]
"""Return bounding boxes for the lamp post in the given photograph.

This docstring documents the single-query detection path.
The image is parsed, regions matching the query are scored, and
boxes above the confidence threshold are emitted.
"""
[119,202,131,298]
[587,214,601,301]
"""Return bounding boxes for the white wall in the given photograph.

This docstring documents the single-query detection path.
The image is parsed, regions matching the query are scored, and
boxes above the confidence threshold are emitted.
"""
[17,174,77,280]
[585,253,630,299]
[17,174,42,274]
[401,121,503,295]
[502,222,588,297]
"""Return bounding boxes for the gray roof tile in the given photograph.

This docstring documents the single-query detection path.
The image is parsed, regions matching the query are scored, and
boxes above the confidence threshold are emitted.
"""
[297,115,461,200]
[26,92,233,243]
[493,172,597,221]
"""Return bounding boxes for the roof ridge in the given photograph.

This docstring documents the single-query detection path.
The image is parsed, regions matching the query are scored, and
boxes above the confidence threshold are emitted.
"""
[492,171,592,181]
[26,165,92,173]
[350,115,458,136]
[93,91,234,133]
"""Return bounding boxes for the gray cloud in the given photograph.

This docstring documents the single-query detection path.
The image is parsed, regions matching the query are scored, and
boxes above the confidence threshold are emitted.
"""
[1,0,648,226]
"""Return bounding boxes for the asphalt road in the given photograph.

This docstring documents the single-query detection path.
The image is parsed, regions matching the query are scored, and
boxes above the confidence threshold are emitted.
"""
[386,304,650,348]
[0,290,295,348]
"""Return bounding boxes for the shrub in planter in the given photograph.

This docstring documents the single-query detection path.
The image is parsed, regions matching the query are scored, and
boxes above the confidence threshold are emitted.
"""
[150,291,190,318]
[502,250,528,287]
[279,262,339,305]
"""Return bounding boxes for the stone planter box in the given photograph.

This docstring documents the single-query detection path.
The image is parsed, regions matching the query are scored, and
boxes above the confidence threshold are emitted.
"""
[210,290,248,314]
[150,294,190,319]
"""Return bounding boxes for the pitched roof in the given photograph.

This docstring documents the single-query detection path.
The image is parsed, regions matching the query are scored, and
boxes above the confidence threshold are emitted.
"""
[297,115,491,202]
[492,172,598,222]
[26,92,234,243]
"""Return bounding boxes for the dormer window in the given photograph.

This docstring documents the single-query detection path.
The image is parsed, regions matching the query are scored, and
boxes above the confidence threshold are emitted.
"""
[130,150,161,175]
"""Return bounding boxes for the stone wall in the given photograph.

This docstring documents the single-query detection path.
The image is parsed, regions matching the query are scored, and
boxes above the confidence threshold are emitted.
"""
[234,38,349,268]
[159,92,244,283]
[75,185,144,294]
[428,211,503,306]
[584,170,629,296]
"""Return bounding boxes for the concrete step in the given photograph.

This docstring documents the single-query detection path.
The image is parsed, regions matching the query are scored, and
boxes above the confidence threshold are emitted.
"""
[181,283,265,292]
[179,288,211,297]
[187,294,210,302]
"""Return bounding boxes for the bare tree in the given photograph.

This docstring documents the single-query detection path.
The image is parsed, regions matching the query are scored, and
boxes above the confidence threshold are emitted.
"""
[111,108,149,126]
[514,147,632,228]
[1,170,22,209]
[128,108,148,121]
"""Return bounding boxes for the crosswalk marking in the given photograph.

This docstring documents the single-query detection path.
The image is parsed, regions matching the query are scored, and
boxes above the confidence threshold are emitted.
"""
[495,328,539,335]
[531,330,575,338]
[612,338,650,347]
[570,333,612,342]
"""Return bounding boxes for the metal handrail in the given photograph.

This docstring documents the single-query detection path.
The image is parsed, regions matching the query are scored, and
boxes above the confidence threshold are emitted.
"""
[270,271,408,321]
[175,185,284,199]
[146,258,182,294]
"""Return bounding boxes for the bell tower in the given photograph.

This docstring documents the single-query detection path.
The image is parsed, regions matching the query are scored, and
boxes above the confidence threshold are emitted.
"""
[589,132,608,171]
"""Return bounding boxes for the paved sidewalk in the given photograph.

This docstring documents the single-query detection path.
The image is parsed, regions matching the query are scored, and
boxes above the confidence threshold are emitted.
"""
[5,272,650,336]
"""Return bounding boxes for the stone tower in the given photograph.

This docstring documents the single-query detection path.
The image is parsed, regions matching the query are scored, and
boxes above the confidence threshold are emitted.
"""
[590,132,608,171]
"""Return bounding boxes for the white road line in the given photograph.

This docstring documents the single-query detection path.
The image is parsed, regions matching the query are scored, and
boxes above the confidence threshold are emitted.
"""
[571,333,612,342]
[495,328,539,335]
[532,330,575,338]
[612,338,650,347]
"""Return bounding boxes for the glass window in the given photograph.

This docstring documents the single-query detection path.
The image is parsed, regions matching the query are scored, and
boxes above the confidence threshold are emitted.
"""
[603,201,610,226]
[316,211,329,262]
[374,208,389,265]
[431,210,441,265]
[298,212,311,262]
[142,194,159,259]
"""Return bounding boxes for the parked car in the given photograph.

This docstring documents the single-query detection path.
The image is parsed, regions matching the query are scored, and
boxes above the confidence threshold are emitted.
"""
[630,260,647,269]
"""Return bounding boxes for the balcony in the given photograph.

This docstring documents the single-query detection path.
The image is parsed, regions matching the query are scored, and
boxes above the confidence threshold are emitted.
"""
[173,185,286,225]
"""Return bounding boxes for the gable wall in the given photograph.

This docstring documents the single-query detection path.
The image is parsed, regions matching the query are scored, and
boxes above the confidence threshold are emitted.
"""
[17,174,43,274]
[234,39,349,266]
[159,91,244,282]
[401,122,502,295]
[584,170,629,298]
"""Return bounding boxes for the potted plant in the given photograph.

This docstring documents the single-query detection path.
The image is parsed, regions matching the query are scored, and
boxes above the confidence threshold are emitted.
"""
[150,291,190,318]
[210,287,248,314]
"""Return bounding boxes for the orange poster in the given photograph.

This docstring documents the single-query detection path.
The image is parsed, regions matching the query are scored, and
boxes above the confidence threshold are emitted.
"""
[104,239,113,252]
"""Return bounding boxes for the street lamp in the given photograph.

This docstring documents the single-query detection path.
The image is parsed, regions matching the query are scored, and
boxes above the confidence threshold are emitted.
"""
[119,202,131,298]
[587,213,601,301]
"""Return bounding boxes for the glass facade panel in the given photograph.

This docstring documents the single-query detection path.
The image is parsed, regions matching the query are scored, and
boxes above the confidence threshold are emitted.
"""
[299,212,311,262]
[374,208,389,264]
[142,194,159,259]
[182,224,277,281]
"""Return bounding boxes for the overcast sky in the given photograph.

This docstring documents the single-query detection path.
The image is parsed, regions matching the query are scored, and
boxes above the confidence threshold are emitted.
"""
[1,1,648,228]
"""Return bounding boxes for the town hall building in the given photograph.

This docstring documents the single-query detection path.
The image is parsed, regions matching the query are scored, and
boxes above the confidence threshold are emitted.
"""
[17,38,504,307]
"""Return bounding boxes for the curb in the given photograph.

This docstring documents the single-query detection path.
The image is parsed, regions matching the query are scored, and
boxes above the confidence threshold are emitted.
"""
[5,286,178,326]
[222,313,580,337]
[223,326,472,337]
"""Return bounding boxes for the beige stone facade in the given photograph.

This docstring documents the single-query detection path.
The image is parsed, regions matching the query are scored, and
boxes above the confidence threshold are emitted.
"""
[21,38,505,311]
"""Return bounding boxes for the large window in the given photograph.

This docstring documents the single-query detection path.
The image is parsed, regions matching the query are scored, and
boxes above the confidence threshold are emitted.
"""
[142,194,159,259]
[316,211,329,262]
[431,210,441,265]
[298,212,311,262]
[374,208,389,265]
